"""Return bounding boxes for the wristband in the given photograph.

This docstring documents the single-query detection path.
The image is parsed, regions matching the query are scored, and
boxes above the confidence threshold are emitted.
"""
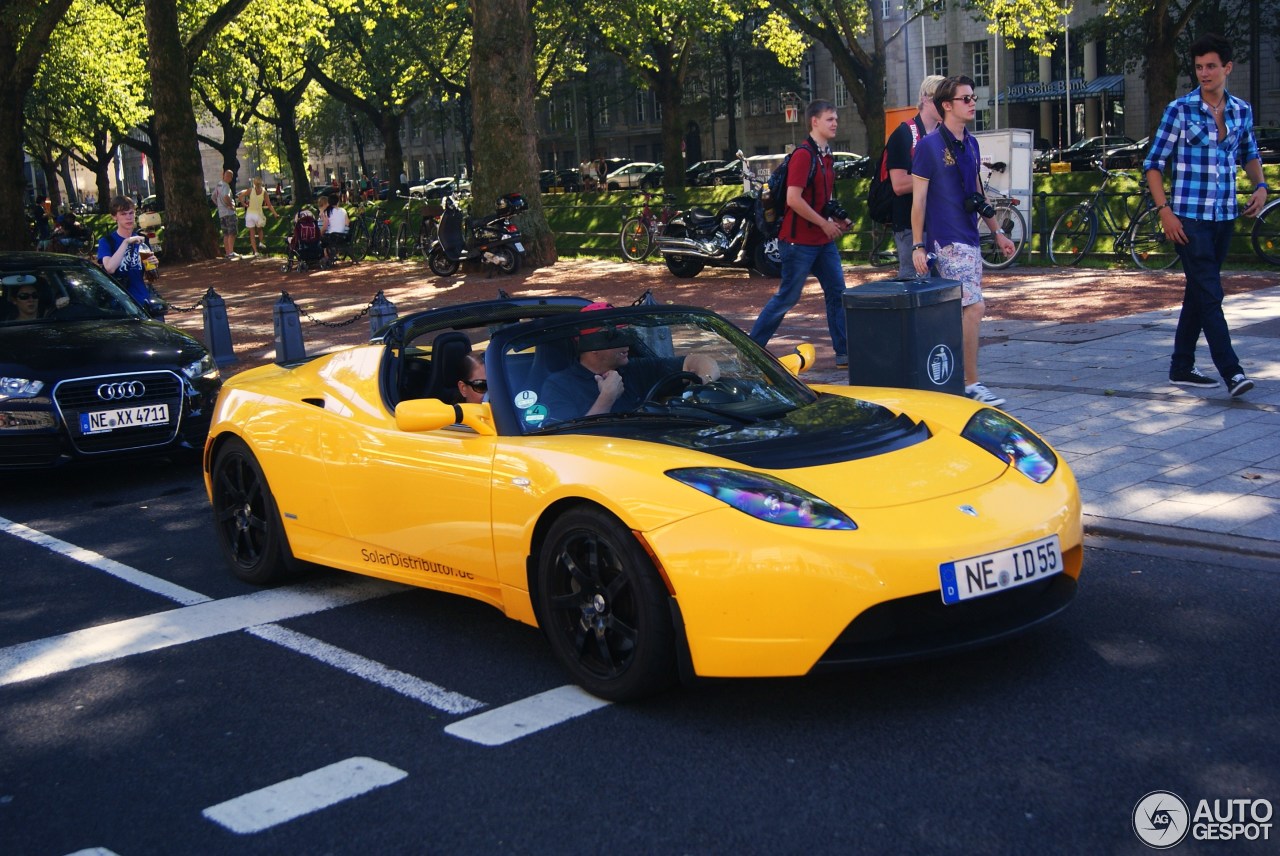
[995,228,1006,236]
[1255,183,1271,193]
[912,242,926,250]
[1154,203,1168,212]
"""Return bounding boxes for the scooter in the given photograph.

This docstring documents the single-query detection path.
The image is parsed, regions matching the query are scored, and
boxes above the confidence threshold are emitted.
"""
[655,151,781,278]
[426,193,527,276]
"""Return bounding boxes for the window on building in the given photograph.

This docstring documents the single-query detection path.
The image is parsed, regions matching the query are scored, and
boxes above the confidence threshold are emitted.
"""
[928,46,948,77]
[765,95,777,115]
[968,41,990,88]
[562,97,573,130]
[635,91,646,124]
[750,97,762,117]
[547,101,556,129]
[1011,41,1037,84]
[598,97,610,128]
[654,93,662,122]
[803,61,814,96]
[833,67,848,108]
[974,110,989,132]
[881,0,894,17]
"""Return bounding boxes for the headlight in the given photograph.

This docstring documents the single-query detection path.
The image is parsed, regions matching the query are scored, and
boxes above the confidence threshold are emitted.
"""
[667,467,857,530]
[181,354,219,381]
[0,377,44,400]
[961,409,1057,483]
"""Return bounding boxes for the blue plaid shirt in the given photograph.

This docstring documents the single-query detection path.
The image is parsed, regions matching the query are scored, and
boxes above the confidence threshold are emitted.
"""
[1144,87,1261,221]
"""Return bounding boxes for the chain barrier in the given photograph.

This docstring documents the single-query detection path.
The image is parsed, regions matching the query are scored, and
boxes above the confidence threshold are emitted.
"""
[278,290,374,328]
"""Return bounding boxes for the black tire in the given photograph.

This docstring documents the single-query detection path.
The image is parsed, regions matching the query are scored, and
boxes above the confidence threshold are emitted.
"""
[428,247,460,276]
[534,507,677,701]
[210,437,293,585]
[489,244,520,275]
[370,222,392,259]
[665,255,704,278]
[1129,207,1181,271]
[619,216,653,262]
[1048,204,1097,266]
[348,219,370,261]
[980,203,1027,270]
[752,236,781,277]
[1250,199,1280,265]
[395,222,412,259]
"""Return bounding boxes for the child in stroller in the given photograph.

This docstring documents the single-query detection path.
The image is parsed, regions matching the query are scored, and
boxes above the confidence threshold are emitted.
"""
[281,207,328,272]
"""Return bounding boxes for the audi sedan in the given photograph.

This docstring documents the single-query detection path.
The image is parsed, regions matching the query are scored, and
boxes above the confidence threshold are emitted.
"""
[0,252,222,469]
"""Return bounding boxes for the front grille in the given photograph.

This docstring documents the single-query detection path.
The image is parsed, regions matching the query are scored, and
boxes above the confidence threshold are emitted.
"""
[53,371,184,455]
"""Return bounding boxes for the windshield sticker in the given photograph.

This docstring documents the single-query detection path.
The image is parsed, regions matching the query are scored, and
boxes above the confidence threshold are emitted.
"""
[514,390,538,409]
[523,404,547,427]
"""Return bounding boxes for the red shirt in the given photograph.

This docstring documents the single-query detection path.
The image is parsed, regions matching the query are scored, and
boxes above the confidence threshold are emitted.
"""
[780,140,835,245]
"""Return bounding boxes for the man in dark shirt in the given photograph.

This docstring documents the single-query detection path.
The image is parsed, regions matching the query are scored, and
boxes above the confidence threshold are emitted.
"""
[887,75,944,277]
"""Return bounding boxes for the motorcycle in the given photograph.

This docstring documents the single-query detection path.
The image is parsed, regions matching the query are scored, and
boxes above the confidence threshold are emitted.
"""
[656,151,781,278]
[426,192,527,276]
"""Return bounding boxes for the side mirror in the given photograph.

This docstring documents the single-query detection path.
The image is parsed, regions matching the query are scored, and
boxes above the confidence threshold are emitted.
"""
[777,343,817,376]
[395,399,496,435]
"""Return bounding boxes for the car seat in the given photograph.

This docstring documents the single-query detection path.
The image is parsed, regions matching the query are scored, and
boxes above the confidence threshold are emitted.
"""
[422,330,474,403]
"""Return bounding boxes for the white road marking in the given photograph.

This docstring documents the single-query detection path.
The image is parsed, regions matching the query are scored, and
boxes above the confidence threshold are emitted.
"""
[1,515,211,606]
[247,623,485,715]
[63,849,122,856]
[202,756,406,834]
[444,685,611,746]
[0,579,405,687]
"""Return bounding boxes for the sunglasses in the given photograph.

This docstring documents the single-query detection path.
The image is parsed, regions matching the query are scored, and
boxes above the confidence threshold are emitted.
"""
[462,378,488,392]
[950,95,978,104]
[14,292,38,300]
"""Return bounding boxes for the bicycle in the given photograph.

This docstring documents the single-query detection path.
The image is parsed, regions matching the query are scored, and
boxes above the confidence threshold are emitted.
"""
[867,221,898,268]
[619,189,677,261]
[395,195,441,260]
[976,161,1028,270]
[344,202,392,261]
[1250,197,1280,265]
[1047,165,1178,270]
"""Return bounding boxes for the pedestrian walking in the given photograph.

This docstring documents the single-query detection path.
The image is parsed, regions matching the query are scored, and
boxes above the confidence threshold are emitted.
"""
[888,75,945,277]
[748,99,851,367]
[911,75,1016,407]
[1144,32,1265,397]
[237,176,277,257]
[211,169,239,260]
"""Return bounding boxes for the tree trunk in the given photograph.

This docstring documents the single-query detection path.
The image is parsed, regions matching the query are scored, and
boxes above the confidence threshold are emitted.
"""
[470,0,554,267]
[143,0,218,260]
[654,73,687,196]
[272,95,313,209]
[378,112,406,198]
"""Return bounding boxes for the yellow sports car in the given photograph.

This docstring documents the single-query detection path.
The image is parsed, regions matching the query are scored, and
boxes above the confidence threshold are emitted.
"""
[205,297,1082,700]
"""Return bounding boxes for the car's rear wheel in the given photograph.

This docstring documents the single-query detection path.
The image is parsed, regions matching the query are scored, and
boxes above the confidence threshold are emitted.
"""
[210,437,292,585]
[535,507,677,701]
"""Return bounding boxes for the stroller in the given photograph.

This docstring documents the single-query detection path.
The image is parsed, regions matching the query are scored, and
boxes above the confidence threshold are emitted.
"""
[281,207,328,272]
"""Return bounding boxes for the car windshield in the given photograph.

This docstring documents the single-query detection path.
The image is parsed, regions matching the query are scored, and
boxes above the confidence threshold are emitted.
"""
[2,265,145,325]
[494,308,819,435]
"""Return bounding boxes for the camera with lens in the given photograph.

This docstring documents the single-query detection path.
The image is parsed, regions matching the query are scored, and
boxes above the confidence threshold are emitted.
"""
[822,199,849,221]
[963,192,996,219]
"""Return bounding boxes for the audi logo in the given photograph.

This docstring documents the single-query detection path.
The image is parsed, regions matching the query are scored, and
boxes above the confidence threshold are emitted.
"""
[97,381,147,401]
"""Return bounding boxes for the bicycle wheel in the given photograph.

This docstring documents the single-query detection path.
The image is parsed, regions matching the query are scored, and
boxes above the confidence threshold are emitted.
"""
[1129,208,1180,271]
[980,203,1027,270]
[395,222,412,259]
[1250,199,1280,265]
[619,216,653,261]
[348,219,370,261]
[370,222,392,259]
[1048,204,1097,265]
[868,223,897,268]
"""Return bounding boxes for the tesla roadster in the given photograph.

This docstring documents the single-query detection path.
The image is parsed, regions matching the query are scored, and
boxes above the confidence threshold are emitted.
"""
[205,297,1081,700]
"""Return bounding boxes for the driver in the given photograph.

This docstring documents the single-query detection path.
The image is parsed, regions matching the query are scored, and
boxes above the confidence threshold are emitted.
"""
[541,304,719,419]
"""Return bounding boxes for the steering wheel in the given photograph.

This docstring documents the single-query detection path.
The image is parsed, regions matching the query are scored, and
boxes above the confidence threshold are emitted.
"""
[641,370,702,405]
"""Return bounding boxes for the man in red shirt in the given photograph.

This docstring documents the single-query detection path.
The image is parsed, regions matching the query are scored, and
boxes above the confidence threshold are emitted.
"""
[748,100,852,366]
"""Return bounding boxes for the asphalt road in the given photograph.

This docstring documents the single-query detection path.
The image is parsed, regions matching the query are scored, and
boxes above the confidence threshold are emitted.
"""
[1,460,1277,855]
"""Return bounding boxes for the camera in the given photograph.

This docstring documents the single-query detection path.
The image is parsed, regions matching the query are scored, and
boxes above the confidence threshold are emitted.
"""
[964,193,996,219]
[823,199,849,221]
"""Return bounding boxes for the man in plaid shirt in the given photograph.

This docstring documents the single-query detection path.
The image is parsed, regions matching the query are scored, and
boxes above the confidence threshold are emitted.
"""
[1144,32,1268,398]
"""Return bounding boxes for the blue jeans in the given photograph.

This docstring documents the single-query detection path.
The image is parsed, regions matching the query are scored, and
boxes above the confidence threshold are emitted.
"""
[749,240,848,356]
[1171,218,1241,380]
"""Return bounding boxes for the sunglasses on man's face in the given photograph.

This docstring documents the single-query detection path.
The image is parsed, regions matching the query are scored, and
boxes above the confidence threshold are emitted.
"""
[951,95,978,104]
[462,378,488,393]
[14,292,38,300]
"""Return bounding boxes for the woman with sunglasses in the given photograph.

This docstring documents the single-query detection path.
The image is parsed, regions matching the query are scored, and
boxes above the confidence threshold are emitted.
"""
[450,353,487,404]
[5,284,46,321]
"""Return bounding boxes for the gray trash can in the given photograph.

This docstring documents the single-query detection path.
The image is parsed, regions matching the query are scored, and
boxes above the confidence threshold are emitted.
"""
[842,278,965,395]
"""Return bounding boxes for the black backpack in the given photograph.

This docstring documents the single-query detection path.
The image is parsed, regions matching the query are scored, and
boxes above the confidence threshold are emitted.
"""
[766,138,820,224]
[867,119,922,225]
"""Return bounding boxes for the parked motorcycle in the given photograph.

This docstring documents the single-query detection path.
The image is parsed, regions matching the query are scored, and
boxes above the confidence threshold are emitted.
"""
[426,192,527,276]
[656,151,781,278]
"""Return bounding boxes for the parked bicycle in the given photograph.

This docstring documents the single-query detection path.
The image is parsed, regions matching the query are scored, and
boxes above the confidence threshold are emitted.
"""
[395,195,441,260]
[977,161,1027,270]
[619,189,677,261]
[1250,197,1280,265]
[1047,165,1178,270]
[345,201,392,261]
[867,221,898,268]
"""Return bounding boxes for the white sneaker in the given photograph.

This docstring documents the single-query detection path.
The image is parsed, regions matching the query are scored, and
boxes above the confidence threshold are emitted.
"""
[965,382,1006,407]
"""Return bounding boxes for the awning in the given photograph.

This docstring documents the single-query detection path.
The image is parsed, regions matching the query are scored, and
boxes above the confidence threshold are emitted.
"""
[990,74,1126,105]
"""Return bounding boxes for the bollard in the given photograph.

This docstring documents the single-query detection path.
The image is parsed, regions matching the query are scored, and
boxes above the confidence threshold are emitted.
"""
[201,288,236,367]
[273,291,306,364]
[368,290,397,338]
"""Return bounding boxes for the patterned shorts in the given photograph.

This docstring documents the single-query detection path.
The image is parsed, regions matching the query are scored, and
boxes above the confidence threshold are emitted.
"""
[933,242,984,307]
[219,214,238,236]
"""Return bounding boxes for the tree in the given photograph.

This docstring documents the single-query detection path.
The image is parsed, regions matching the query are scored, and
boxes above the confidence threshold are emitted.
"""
[0,0,74,248]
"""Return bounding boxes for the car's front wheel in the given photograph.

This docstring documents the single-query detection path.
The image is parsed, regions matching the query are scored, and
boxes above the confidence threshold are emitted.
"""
[210,437,293,585]
[535,507,677,701]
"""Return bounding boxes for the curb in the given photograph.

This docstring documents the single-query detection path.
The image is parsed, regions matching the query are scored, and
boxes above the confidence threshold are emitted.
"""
[1082,513,1280,563]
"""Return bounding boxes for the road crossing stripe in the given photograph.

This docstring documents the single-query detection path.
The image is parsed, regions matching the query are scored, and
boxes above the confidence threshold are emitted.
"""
[202,756,407,834]
[0,515,211,606]
[0,578,405,687]
[247,623,485,715]
[443,684,610,746]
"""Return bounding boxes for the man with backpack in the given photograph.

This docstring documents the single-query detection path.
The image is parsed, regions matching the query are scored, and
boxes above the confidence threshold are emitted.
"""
[749,99,851,367]
[885,76,944,276]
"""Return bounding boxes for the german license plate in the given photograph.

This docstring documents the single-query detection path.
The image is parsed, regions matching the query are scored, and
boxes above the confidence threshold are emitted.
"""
[939,535,1062,605]
[513,242,525,253]
[80,404,170,435]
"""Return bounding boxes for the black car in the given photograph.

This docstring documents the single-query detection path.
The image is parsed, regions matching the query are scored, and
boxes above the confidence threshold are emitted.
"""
[1254,127,1280,164]
[1037,135,1137,171]
[539,169,582,193]
[0,253,222,469]
[704,160,744,186]
[685,160,727,186]
[1101,136,1150,170]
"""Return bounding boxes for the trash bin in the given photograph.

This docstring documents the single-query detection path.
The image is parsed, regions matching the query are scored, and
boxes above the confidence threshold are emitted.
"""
[842,278,965,395]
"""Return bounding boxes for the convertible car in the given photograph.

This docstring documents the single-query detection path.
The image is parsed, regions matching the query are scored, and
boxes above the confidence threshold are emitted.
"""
[205,297,1082,700]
